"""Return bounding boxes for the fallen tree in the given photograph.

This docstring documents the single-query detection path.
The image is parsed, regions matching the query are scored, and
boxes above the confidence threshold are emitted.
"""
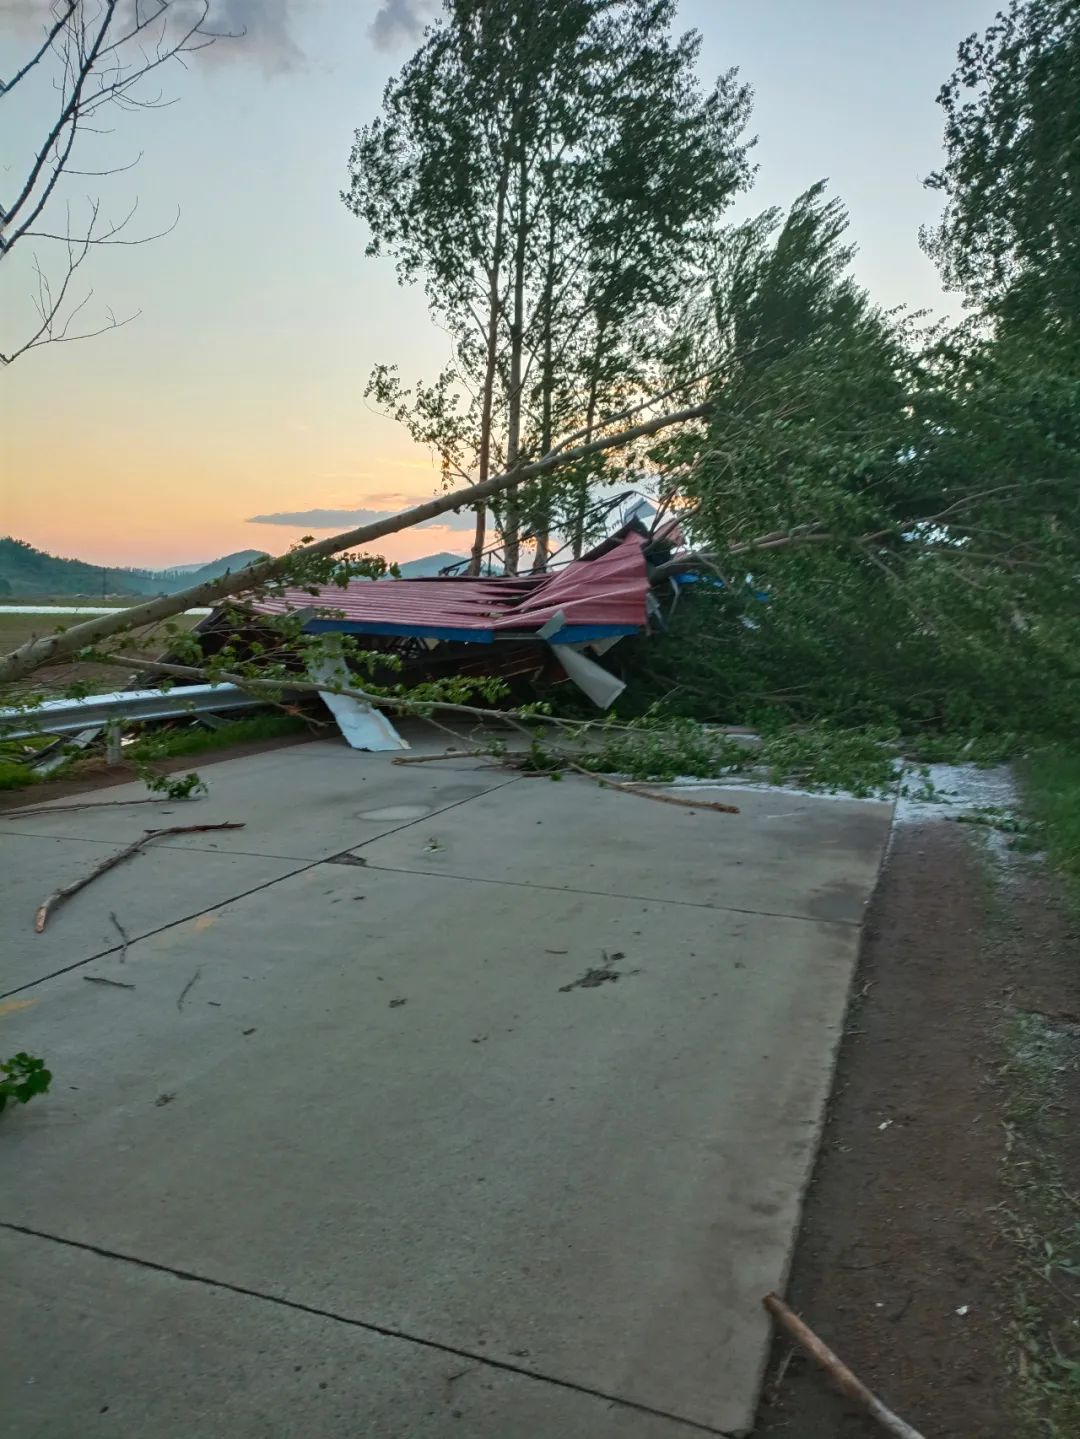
[0,398,707,686]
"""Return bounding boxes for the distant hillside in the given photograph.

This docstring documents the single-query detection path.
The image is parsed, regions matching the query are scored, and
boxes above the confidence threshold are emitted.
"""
[153,551,267,587]
[396,551,465,578]
[0,538,267,598]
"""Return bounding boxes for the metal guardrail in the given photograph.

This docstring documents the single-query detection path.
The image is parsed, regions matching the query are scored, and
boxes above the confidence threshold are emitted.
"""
[0,684,261,739]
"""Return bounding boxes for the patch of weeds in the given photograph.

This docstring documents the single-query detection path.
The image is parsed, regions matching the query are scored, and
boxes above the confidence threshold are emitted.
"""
[0,1052,52,1114]
[999,1009,1080,1436]
[1022,748,1080,900]
[129,713,308,761]
[907,731,1025,766]
[898,768,944,803]
[954,810,1039,838]
[0,758,35,791]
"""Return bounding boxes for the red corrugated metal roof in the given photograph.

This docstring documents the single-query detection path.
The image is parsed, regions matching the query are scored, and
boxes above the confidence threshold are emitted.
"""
[248,532,649,640]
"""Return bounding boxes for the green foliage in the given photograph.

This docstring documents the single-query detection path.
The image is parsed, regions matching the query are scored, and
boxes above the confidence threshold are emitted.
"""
[627,558,1080,742]
[129,715,309,762]
[0,758,35,791]
[754,725,897,798]
[0,1052,52,1114]
[538,709,899,797]
[135,766,208,801]
[923,0,1080,336]
[345,0,752,565]
[574,712,746,781]
[1022,748,1080,895]
[660,183,918,547]
[640,164,1080,745]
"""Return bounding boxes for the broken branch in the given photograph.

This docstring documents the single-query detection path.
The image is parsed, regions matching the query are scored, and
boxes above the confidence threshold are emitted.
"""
[762,1293,927,1439]
[34,822,244,933]
[390,745,740,811]
[565,763,739,813]
[6,796,198,820]
[391,750,488,765]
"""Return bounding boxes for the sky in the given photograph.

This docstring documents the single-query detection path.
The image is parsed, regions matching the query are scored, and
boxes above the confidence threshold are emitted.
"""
[1,0,999,570]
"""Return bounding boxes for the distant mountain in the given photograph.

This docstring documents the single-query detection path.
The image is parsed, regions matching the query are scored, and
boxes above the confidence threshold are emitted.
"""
[396,551,465,578]
[157,551,267,586]
[0,538,267,598]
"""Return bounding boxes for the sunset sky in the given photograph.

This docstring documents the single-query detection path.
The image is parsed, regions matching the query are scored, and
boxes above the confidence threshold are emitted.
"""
[2,0,997,570]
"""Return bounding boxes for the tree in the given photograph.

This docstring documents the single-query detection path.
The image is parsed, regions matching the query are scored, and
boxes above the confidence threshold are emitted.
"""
[642,183,1080,736]
[922,0,1080,339]
[660,184,917,553]
[1,1,222,365]
[344,0,751,572]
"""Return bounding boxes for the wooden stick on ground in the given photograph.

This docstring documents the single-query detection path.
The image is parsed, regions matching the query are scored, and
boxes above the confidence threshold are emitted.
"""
[565,763,740,814]
[391,750,487,766]
[6,797,196,821]
[34,823,244,933]
[762,1293,927,1439]
[394,749,741,812]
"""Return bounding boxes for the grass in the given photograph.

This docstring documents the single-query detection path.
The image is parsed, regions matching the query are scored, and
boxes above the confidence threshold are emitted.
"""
[999,1009,1080,1438]
[0,759,35,791]
[1023,747,1080,896]
[0,711,308,794]
[128,713,310,760]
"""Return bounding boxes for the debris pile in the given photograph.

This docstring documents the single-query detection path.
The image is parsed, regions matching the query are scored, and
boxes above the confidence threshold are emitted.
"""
[190,519,691,751]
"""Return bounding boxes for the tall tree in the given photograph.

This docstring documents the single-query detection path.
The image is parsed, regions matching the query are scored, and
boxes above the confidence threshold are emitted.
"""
[662,184,916,551]
[344,0,751,572]
[640,179,1080,736]
[922,0,1080,339]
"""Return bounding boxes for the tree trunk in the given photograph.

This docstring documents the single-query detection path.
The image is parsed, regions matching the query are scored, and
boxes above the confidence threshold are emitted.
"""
[469,159,511,576]
[501,146,529,575]
[571,351,604,559]
[532,202,558,573]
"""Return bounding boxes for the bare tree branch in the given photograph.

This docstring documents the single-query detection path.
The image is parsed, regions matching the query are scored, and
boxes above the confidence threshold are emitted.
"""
[1,1,225,362]
[0,202,141,364]
[0,1,78,94]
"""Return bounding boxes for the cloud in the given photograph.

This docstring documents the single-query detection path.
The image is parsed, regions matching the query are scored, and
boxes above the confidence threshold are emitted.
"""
[196,0,305,71]
[369,0,439,53]
[365,490,425,507]
[246,504,480,531]
[3,2,305,73]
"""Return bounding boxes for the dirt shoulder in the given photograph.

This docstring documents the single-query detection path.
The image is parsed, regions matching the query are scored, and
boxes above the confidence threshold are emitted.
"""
[755,817,1080,1437]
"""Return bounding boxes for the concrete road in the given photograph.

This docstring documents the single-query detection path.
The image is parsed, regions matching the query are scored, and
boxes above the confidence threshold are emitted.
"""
[0,735,892,1437]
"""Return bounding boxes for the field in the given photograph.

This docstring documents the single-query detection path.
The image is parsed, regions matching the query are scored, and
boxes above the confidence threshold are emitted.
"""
[0,607,200,700]
[0,595,140,608]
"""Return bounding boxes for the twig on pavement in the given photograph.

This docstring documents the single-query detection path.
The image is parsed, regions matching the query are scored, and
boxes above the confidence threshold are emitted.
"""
[176,967,202,1013]
[34,823,244,932]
